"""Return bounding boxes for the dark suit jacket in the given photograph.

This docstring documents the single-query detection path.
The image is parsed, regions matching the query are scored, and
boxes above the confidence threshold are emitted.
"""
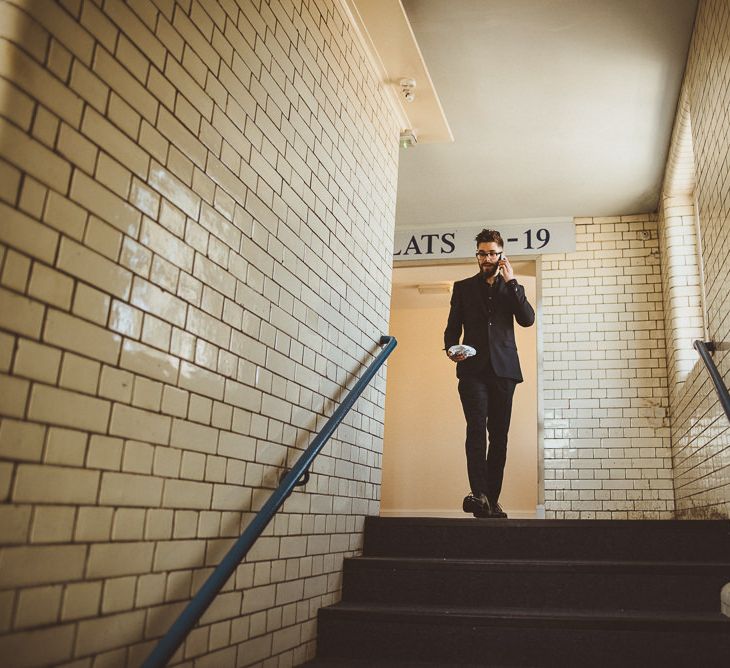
[444,274,535,382]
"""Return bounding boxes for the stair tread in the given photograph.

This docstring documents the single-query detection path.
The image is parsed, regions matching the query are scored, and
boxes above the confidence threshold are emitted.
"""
[368,517,730,527]
[363,518,730,562]
[324,602,730,625]
[348,556,730,570]
[303,661,497,667]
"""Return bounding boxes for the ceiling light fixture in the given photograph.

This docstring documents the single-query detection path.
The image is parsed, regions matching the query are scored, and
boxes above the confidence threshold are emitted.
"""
[417,283,451,295]
[400,129,417,149]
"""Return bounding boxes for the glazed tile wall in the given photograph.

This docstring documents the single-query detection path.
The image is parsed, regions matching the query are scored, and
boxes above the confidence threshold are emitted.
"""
[542,216,674,519]
[657,84,706,404]
[663,0,730,518]
[0,0,399,666]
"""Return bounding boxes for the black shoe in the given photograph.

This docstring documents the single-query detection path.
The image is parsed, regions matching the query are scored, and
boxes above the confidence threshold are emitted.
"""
[490,501,508,518]
[463,492,490,515]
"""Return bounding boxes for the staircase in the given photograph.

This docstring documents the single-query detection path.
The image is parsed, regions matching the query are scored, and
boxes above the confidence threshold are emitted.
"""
[304,517,730,667]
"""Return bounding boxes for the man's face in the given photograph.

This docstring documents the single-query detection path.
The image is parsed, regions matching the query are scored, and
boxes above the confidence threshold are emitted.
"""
[476,241,503,277]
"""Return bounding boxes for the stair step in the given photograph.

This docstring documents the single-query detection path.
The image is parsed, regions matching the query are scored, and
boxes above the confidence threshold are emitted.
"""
[317,603,730,666]
[342,557,730,612]
[363,517,730,561]
[320,601,730,627]
[302,660,492,667]
[311,518,730,665]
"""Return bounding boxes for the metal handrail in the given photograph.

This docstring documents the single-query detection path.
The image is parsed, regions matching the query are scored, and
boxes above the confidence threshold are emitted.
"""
[693,340,730,423]
[142,335,397,667]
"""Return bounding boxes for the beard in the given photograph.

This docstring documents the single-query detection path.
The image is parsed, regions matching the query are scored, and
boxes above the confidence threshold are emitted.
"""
[480,262,499,278]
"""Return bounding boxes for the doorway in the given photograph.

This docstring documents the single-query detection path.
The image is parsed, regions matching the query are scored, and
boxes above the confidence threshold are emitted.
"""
[380,260,539,518]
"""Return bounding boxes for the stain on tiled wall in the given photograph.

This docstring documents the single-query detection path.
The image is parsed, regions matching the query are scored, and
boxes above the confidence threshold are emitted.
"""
[663,0,730,519]
[0,0,399,665]
[542,216,674,519]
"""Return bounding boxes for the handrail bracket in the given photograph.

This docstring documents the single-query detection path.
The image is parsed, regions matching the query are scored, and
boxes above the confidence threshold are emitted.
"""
[694,339,730,423]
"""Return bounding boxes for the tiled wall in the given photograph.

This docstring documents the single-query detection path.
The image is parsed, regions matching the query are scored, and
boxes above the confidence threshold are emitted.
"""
[0,0,399,665]
[662,0,730,518]
[658,86,705,397]
[542,216,674,519]
[658,192,705,404]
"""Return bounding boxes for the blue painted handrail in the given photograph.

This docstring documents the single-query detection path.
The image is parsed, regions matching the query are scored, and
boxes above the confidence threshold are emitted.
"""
[142,335,397,667]
[694,340,730,423]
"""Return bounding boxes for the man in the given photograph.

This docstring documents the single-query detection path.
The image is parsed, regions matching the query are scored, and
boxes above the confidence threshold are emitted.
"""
[444,229,535,518]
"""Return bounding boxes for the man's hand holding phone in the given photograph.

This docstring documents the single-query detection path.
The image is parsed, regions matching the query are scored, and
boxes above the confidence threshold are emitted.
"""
[498,255,514,282]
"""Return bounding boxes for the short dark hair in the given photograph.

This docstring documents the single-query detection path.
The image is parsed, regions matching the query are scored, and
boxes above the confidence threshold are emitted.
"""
[475,229,504,247]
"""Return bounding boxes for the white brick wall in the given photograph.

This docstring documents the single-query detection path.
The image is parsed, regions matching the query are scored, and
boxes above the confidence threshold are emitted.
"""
[660,0,730,519]
[545,0,730,521]
[0,0,398,665]
[658,87,706,397]
[542,216,674,519]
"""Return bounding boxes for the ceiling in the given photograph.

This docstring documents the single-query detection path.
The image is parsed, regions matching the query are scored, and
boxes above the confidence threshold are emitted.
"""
[395,0,698,228]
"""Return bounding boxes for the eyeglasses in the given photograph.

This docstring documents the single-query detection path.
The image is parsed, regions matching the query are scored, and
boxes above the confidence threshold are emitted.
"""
[475,251,502,260]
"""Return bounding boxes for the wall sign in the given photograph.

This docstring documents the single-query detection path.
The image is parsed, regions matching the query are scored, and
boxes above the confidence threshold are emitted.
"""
[393,220,576,261]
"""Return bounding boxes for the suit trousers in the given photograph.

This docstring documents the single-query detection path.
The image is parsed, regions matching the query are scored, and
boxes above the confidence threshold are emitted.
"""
[458,371,517,503]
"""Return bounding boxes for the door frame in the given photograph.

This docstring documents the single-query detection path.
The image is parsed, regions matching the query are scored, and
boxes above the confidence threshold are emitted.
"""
[386,255,545,518]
